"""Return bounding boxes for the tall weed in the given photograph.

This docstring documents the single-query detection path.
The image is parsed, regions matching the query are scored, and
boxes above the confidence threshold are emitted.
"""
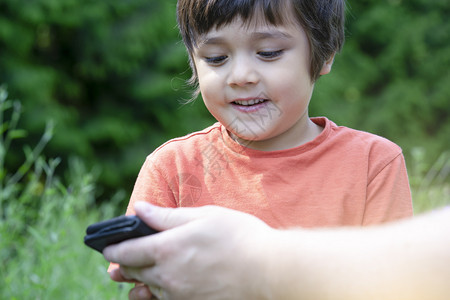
[409,147,450,213]
[0,86,129,299]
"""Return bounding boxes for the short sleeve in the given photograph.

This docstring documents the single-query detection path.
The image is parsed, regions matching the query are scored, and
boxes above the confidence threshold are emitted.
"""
[363,153,413,225]
[125,154,178,216]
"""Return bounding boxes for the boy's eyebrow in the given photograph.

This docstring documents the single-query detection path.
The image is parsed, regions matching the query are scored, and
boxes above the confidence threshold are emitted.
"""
[251,31,293,40]
[198,30,293,46]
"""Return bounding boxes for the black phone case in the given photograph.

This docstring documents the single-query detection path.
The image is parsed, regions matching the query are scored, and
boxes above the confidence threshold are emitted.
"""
[84,215,158,253]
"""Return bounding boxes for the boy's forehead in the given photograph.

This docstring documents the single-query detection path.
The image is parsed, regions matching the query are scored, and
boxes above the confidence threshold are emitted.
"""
[197,26,294,46]
[195,14,301,45]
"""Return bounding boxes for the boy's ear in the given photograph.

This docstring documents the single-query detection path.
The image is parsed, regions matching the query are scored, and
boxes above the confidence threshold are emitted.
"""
[319,54,335,75]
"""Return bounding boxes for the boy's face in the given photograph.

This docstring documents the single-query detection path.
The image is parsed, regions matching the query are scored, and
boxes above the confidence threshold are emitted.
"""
[192,18,332,150]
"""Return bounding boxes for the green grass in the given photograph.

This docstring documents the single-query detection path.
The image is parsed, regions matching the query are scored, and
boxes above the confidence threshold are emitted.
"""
[0,177,130,299]
[0,173,131,299]
[0,87,449,299]
[0,152,131,299]
[0,88,130,299]
[0,154,131,299]
[409,148,450,213]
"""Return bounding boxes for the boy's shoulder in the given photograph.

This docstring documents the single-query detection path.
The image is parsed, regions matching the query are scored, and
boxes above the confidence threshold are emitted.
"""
[149,122,222,158]
[321,117,403,158]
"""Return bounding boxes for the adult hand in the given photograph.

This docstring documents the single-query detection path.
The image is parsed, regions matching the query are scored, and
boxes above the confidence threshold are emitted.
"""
[103,202,275,300]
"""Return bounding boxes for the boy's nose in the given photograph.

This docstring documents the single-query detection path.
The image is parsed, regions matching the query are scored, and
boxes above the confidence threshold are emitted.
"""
[227,56,259,87]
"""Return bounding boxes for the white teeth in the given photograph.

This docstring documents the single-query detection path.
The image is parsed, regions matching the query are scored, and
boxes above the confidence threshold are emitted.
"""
[234,99,265,106]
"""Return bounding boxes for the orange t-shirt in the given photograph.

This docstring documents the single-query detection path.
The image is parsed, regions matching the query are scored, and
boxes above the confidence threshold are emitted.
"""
[125,117,413,228]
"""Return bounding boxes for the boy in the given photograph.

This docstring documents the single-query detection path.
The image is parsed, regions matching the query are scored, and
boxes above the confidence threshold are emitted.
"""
[124,0,412,227]
[110,0,413,297]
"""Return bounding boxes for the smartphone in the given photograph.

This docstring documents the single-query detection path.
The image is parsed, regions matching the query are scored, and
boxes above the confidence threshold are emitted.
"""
[84,215,158,253]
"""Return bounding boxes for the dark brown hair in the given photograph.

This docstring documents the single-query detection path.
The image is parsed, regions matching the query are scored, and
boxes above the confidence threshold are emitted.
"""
[177,0,345,90]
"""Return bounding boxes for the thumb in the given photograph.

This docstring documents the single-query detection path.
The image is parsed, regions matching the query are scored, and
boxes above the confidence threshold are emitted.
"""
[134,201,209,231]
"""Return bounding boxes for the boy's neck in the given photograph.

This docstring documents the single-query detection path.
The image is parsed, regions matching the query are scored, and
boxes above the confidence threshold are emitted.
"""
[229,117,324,152]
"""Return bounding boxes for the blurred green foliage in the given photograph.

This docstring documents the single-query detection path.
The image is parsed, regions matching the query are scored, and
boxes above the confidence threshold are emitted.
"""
[0,0,448,199]
[313,0,450,161]
[0,0,213,199]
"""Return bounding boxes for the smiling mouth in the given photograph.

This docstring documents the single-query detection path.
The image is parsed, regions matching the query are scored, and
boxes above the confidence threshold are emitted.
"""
[233,99,268,106]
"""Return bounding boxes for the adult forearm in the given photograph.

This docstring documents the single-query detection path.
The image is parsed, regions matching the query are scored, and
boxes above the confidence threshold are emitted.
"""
[268,209,450,300]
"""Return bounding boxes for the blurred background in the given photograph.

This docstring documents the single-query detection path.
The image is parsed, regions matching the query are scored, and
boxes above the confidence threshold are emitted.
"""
[1,0,449,298]
[1,0,449,202]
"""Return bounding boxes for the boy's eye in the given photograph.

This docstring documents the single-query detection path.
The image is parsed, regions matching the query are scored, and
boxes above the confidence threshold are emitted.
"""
[257,50,284,60]
[204,55,227,65]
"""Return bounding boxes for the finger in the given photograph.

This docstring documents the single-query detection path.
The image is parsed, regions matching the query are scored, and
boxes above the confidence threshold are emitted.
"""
[109,267,138,283]
[104,237,158,267]
[134,201,225,231]
[121,264,165,290]
[128,283,152,300]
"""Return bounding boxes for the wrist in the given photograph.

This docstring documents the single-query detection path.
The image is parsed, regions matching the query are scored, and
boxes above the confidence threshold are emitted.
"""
[264,229,308,299]
[236,226,282,299]
[258,228,313,300]
[264,228,342,300]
